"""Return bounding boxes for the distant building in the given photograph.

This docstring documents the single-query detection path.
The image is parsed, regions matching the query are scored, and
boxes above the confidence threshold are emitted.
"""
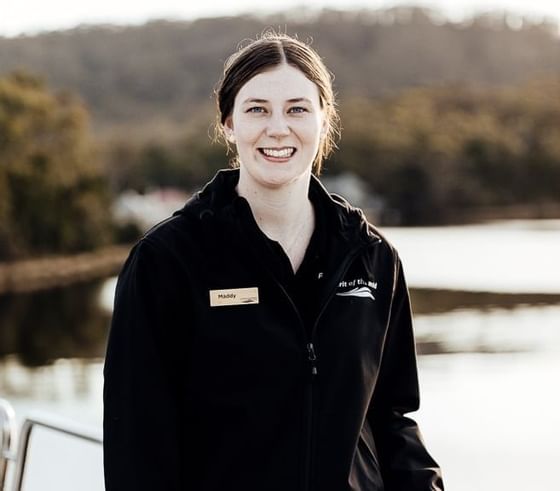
[320,172,385,223]
[112,188,190,232]
[113,175,387,231]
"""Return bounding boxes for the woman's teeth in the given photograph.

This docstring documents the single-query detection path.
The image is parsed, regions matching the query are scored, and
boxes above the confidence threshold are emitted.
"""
[260,147,295,158]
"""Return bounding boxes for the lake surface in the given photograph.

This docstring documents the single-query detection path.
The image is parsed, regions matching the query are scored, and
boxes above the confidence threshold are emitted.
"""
[385,219,560,293]
[1,220,559,490]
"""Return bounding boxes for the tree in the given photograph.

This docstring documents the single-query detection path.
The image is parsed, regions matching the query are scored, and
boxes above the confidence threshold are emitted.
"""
[0,71,113,259]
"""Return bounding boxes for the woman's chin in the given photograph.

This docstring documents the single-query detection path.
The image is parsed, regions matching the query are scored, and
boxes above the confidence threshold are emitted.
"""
[239,156,311,190]
[249,167,310,190]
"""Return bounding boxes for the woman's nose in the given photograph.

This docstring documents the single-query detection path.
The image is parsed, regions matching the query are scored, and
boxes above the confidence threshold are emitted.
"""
[266,112,290,137]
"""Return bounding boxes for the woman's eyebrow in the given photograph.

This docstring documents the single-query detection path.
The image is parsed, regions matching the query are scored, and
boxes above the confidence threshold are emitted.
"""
[241,97,313,104]
[242,98,268,104]
[286,97,312,103]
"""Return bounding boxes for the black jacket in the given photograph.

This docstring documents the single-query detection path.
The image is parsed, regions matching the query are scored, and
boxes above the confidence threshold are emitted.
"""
[103,168,444,491]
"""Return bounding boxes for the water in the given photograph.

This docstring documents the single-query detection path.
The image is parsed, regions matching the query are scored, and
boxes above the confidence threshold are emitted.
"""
[1,220,559,490]
[384,219,560,293]
[414,305,560,491]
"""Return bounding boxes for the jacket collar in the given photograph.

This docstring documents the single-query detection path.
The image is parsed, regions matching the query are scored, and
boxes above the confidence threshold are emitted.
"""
[176,168,380,247]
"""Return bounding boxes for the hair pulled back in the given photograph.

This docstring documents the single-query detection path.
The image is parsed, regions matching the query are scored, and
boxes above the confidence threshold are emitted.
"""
[215,31,340,175]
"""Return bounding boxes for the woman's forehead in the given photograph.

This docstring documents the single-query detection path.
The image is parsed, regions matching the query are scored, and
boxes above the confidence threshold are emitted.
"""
[235,64,321,104]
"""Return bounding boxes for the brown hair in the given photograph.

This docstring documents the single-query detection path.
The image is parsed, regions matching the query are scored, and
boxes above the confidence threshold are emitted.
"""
[214,31,340,175]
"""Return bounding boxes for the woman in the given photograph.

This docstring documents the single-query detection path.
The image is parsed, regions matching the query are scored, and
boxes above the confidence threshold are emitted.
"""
[103,32,444,491]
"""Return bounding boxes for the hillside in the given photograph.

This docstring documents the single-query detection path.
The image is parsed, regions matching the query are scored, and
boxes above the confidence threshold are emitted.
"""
[1,6,558,132]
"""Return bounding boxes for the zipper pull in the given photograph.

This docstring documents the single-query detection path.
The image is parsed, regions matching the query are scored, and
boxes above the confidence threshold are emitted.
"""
[306,342,318,377]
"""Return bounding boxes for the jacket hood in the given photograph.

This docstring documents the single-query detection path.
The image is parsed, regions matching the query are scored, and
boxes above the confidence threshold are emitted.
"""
[174,168,380,247]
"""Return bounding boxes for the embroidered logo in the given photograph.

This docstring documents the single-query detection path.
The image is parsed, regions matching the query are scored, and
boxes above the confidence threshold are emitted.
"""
[336,286,375,300]
[336,278,377,301]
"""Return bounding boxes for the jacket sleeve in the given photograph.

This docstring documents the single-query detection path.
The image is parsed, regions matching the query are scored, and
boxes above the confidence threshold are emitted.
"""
[367,254,444,491]
[103,239,184,491]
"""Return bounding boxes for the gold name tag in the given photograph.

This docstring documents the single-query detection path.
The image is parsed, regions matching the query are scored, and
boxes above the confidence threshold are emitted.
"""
[209,287,259,307]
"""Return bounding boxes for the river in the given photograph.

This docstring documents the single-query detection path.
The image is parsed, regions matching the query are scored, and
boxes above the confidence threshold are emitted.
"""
[1,219,559,490]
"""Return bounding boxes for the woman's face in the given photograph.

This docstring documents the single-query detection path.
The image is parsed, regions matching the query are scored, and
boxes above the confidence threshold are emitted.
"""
[224,63,325,189]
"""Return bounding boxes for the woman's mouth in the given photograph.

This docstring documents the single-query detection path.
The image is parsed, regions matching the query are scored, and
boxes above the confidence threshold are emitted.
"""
[258,147,297,160]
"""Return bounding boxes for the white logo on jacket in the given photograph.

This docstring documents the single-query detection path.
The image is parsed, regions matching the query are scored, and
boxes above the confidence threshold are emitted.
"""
[336,278,377,301]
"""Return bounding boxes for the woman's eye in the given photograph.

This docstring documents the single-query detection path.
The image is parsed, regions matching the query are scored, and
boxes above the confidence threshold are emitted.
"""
[289,106,307,113]
[247,106,266,113]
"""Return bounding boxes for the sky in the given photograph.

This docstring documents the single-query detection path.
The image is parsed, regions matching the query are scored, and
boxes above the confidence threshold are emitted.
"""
[1,0,560,37]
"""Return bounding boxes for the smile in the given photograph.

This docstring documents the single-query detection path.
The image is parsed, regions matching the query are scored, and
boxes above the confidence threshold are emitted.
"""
[258,147,296,158]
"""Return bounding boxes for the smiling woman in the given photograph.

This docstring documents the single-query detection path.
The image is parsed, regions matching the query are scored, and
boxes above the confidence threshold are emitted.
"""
[102,31,444,491]
[225,65,325,190]
[216,33,339,174]
[214,34,340,271]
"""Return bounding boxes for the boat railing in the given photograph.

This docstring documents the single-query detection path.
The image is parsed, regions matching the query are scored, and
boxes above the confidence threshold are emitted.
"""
[0,398,102,491]
[0,399,15,490]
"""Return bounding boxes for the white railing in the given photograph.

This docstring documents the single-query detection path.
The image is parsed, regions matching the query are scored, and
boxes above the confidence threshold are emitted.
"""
[0,399,103,491]
[0,399,15,490]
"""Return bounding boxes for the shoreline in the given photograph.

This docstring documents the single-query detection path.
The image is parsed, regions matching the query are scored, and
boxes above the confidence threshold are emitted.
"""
[410,287,560,315]
[0,245,131,295]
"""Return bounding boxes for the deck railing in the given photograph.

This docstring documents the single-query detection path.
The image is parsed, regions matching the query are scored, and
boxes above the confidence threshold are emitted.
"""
[0,399,15,490]
[0,399,102,491]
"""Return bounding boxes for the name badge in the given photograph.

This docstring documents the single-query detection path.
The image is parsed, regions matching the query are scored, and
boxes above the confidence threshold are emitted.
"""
[209,287,259,307]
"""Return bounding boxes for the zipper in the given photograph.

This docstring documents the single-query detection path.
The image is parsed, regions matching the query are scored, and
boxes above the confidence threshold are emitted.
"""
[307,342,318,377]
[303,345,315,491]
[270,282,316,491]
[239,205,381,491]
[300,241,376,491]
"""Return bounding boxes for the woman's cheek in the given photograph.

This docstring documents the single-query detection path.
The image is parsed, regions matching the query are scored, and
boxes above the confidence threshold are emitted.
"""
[236,120,264,141]
[292,117,322,137]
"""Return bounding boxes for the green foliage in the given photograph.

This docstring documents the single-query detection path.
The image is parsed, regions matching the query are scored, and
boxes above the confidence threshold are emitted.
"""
[2,8,558,225]
[331,79,560,224]
[98,77,560,226]
[101,105,228,193]
[0,71,113,259]
[0,8,558,127]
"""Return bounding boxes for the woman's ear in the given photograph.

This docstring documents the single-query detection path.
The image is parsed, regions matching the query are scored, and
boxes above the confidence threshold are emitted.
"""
[223,118,236,143]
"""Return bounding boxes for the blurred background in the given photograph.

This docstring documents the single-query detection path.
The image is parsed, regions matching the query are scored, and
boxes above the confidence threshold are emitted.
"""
[1,1,559,490]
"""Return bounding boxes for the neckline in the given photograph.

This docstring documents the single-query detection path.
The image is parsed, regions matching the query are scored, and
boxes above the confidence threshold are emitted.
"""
[233,186,324,278]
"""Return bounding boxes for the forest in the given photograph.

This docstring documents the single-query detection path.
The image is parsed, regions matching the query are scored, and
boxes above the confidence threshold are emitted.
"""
[1,6,559,258]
